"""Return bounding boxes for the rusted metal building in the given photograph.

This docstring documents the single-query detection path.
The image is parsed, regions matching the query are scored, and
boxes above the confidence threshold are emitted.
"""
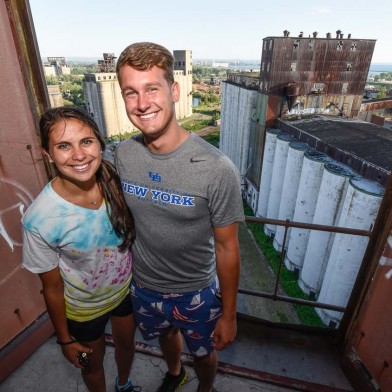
[260,31,375,120]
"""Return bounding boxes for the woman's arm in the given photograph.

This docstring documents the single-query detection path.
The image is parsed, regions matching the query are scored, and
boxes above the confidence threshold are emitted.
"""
[39,268,92,368]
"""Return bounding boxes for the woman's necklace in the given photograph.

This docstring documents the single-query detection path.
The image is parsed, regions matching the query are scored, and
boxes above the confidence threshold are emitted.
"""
[56,178,101,208]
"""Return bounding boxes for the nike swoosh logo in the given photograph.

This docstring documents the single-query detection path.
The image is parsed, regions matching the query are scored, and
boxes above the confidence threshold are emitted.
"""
[190,158,206,163]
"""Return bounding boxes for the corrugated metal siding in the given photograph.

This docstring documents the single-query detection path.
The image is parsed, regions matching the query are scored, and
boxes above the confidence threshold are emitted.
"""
[260,36,375,105]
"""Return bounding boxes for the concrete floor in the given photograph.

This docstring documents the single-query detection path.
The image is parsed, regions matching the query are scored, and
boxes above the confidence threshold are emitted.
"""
[1,334,297,392]
[1,315,354,392]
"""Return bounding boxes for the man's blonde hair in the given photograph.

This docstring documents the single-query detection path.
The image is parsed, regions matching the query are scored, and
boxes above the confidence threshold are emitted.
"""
[116,42,174,84]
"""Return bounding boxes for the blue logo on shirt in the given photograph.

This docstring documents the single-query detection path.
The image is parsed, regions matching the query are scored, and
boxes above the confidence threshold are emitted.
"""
[149,172,162,182]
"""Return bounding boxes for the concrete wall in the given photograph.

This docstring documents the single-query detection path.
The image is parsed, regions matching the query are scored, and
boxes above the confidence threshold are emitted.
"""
[46,85,63,108]
[83,73,137,137]
[220,82,258,178]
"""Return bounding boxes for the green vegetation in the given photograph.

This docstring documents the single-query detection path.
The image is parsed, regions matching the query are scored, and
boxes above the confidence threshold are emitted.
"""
[201,130,220,147]
[70,64,99,75]
[373,72,392,82]
[106,130,140,143]
[243,204,324,327]
[46,74,85,108]
[181,118,210,131]
[192,66,228,83]
[192,89,221,107]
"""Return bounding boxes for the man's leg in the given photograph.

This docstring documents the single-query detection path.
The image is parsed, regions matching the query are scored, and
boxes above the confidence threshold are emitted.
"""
[159,327,183,376]
[111,314,137,386]
[193,351,217,392]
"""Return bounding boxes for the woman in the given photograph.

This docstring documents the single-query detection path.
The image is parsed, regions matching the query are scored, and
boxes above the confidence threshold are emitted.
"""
[22,106,140,392]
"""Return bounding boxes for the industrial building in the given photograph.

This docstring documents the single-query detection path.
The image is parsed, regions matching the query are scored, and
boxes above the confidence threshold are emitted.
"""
[42,56,70,77]
[83,50,193,138]
[46,84,64,108]
[219,30,392,388]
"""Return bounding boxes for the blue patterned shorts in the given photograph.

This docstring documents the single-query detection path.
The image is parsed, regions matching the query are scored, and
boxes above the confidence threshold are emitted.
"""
[130,279,222,357]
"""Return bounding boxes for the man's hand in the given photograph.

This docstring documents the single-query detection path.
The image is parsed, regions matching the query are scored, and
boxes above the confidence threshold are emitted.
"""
[213,315,237,351]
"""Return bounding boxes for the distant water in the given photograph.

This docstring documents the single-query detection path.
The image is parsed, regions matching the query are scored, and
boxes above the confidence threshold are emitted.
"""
[368,64,392,77]
[227,63,392,74]
[369,64,392,72]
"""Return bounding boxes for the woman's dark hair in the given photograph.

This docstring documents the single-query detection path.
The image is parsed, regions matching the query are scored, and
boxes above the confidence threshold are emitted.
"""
[39,106,135,251]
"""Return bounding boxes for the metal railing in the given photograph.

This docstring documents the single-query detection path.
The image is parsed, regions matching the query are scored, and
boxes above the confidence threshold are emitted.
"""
[238,216,372,314]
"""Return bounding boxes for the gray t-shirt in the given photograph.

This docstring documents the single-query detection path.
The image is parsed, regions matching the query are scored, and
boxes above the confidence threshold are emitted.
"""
[115,132,244,292]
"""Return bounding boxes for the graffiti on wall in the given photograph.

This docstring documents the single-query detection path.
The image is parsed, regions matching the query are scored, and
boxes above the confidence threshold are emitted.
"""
[0,177,34,252]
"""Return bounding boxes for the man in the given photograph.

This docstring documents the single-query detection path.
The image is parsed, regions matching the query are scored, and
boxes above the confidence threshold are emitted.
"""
[115,42,244,392]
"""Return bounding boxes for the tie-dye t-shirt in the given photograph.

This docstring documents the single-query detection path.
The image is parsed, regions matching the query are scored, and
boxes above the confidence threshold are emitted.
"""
[22,182,132,322]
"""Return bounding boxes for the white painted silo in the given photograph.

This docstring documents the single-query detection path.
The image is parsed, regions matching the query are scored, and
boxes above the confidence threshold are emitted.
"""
[299,163,354,297]
[273,141,311,252]
[316,177,384,327]
[284,150,330,271]
[256,128,281,217]
[264,133,296,236]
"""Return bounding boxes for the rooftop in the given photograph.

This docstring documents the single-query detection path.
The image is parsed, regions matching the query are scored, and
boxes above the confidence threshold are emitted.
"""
[279,116,392,186]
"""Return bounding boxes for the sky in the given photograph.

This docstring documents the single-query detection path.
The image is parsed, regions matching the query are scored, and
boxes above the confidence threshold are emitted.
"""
[29,0,392,64]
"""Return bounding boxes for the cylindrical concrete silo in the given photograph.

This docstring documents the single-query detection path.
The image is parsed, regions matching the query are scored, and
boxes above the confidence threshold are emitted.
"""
[299,162,354,297]
[264,133,296,236]
[284,150,330,271]
[256,128,281,218]
[273,141,311,252]
[316,177,384,327]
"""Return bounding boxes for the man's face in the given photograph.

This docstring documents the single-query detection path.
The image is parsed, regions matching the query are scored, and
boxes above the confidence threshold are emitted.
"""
[119,65,179,142]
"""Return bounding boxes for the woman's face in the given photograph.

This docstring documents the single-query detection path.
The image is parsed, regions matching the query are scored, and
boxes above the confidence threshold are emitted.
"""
[46,118,102,185]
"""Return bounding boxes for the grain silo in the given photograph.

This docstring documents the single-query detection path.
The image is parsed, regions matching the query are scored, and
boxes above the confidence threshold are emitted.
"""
[264,133,295,236]
[316,176,384,327]
[285,150,331,271]
[256,128,281,217]
[299,162,354,297]
[273,141,311,252]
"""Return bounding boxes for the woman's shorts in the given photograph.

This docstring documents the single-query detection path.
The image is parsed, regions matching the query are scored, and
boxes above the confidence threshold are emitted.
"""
[67,293,133,342]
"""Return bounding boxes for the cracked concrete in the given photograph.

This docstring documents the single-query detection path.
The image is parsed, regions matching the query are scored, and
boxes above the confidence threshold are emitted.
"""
[1,335,297,391]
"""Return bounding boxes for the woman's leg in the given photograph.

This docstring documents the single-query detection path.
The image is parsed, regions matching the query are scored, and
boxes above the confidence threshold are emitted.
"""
[110,314,137,386]
[81,335,106,392]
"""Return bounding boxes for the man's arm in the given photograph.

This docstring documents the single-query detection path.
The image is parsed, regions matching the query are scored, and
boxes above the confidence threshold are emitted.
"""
[212,222,240,351]
[39,268,92,367]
